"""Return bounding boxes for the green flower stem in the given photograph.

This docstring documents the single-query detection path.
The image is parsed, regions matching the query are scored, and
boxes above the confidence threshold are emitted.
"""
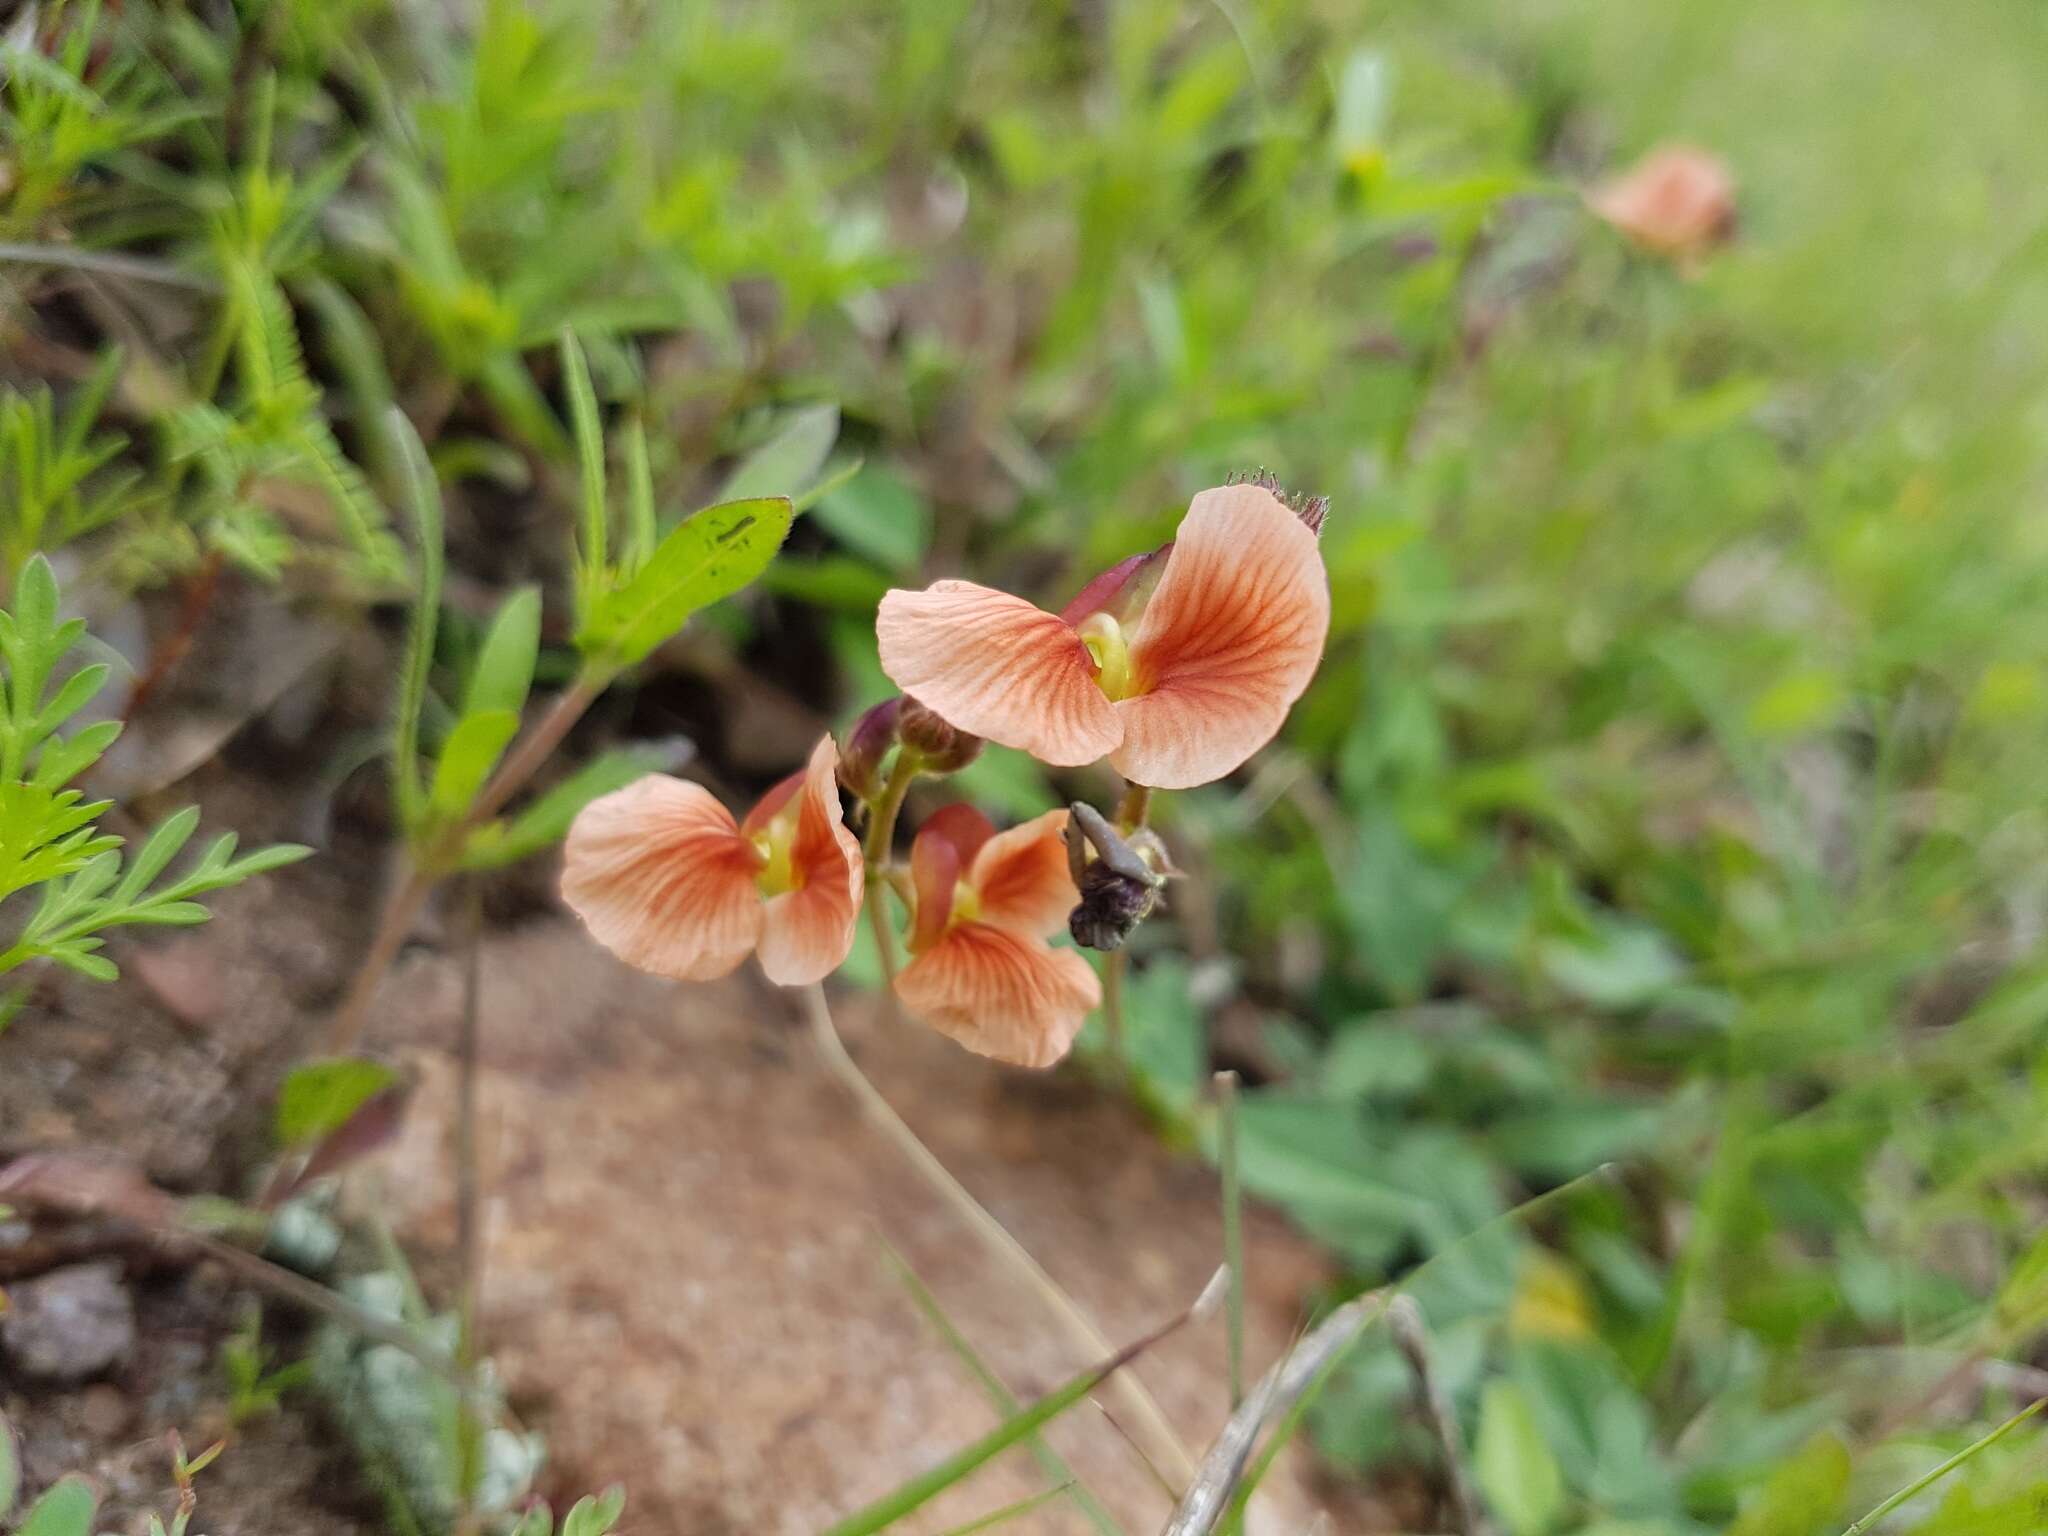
[862,750,920,997]
[1100,780,1155,1068]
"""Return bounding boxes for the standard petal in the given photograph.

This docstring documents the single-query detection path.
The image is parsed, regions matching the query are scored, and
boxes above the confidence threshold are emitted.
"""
[1114,484,1330,788]
[893,923,1101,1069]
[561,775,764,980]
[966,808,1078,939]
[877,581,1122,767]
[756,736,863,985]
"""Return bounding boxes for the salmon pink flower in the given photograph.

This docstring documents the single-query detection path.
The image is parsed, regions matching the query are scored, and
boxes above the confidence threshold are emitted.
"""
[877,483,1330,789]
[1588,144,1736,265]
[560,734,862,986]
[894,804,1100,1068]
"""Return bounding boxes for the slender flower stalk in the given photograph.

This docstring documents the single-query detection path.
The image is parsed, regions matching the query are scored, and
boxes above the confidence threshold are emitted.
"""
[802,983,1196,1490]
[863,750,920,995]
[1099,779,1155,1067]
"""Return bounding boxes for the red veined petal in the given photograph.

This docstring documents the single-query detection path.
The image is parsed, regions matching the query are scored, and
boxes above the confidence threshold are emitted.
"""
[878,581,1122,767]
[561,776,764,980]
[966,808,1079,939]
[1113,484,1330,788]
[893,923,1100,1068]
[756,736,863,985]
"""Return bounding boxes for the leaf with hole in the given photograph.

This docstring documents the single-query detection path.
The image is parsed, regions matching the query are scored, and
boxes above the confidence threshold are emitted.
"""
[578,497,793,669]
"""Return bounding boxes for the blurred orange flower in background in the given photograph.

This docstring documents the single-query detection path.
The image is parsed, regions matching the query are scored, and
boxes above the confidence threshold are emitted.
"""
[877,483,1330,790]
[1588,143,1738,265]
[893,805,1100,1067]
[561,734,863,985]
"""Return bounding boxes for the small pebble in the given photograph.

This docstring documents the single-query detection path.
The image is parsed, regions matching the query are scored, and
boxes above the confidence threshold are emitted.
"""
[0,1261,137,1382]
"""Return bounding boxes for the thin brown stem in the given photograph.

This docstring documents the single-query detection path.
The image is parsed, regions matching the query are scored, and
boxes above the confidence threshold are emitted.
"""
[121,549,223,723]
[324,674,604,1057]
[324,864,433,1056]
[804,983,1196,1491]
[1390,1295,1489,1536]
[468,674,603,825]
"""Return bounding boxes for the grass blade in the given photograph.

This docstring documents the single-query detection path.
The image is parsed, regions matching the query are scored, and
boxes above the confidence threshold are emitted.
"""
[879,1239,1126,1536]
[385,409,445,834]
[935,1483,1075,1535]
[1838,1397,2046,1536]
[819,1270,1221,1536]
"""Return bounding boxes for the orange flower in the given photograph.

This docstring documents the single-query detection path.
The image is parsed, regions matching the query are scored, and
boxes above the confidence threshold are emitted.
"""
[561,734,863,986]
[893,805,1101,1067]
[877,483,1329,789]
[1587,144,1736,264]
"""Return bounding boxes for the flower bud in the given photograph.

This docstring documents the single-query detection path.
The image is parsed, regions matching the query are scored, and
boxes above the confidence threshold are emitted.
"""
[899,697,983,775]
[838,697,901,800]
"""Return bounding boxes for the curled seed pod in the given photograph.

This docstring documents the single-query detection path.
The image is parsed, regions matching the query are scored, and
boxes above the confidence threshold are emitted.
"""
[899,697,983,774]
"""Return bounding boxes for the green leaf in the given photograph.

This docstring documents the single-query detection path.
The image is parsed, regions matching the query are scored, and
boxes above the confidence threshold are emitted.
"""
[811,463,931,573]
[717,403,838,503]
[430,708,521,822]
[1726,1432,1849,1536]
[112,806,201,904]
[1476,1380,1565,1536]
[560,1487,626,1536]
[16,1475,96,1536]
[32,662,108,738]
[386,410,446,831]
[465,586,541,720]
[277,1057,401,1148]
[457,746,675,870]
[579,497,793,669]
[561,330,607,590]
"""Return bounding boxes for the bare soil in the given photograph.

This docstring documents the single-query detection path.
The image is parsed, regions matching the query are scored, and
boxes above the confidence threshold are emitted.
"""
[1,669,1376,1533]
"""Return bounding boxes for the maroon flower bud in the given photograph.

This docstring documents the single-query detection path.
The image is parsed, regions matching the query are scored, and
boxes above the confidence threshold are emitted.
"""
[838,697,901,800]
[899,697,983,775]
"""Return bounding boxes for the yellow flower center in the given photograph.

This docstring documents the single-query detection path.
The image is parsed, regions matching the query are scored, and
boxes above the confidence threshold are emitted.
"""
[1077,611,1137,701]
[949,885,981,927]
[751,821,800,897]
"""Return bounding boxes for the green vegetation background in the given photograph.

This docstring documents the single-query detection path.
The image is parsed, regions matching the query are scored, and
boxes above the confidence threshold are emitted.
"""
[6,0,2048,1531]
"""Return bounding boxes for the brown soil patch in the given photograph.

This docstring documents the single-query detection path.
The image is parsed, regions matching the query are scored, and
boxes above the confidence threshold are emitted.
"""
[368,918,1375,1534]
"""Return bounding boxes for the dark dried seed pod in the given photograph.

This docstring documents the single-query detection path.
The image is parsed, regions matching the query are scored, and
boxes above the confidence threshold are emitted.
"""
[1068,860,1162,952]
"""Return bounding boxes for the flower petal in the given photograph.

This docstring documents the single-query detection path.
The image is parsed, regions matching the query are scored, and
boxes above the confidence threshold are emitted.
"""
[966,808,1079,939]
[561,776,763,980]
[908,803,995,952]
[757,736,863,985]
[1114,484,1330,788]
[894,923,1100,1068]
[878,581,1122,767]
